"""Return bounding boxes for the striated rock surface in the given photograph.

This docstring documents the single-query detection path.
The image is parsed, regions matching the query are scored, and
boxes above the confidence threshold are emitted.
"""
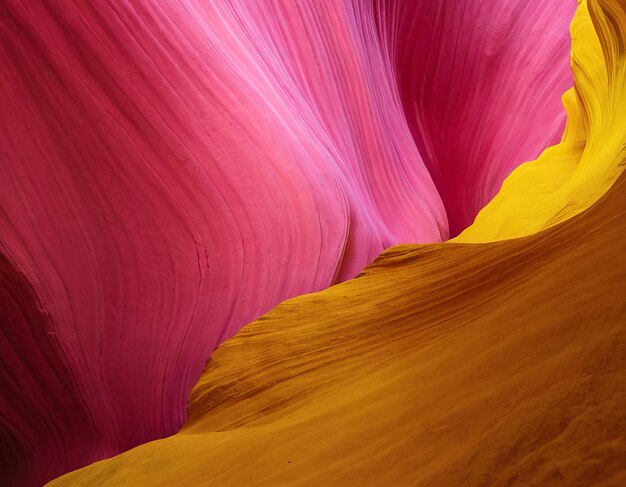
[0,0,575,485]
[50,103,626,487]
[47,0,626,485]
[383,0,575,236]
[457,0,626,243]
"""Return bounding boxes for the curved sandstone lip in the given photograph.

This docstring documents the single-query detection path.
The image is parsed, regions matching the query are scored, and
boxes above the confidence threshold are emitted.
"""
[49,117,626,487]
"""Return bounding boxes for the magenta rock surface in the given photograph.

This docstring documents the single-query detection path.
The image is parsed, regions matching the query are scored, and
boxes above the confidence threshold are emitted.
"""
[384,0,575,235]
[0,0,574,485]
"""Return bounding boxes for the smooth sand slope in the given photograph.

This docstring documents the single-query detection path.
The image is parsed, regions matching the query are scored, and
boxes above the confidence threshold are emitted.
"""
[51,141,626,487]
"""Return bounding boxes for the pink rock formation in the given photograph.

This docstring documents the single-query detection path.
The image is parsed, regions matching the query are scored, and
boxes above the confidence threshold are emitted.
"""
[0,0,574,485]
[384,0,575,235]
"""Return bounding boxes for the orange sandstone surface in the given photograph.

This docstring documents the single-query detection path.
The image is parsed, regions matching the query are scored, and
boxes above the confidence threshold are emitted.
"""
[50,169,626,486]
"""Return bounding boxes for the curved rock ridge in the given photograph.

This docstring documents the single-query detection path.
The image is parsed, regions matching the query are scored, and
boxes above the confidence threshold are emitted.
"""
[457,0,626,242]
[380,0,575,236]
[1,0,575,485]
[48,0,626,485]
[53,161,626,487]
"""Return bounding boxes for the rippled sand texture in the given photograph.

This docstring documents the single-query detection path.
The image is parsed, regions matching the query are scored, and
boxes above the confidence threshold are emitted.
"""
[51,121,626,487]
[49,0,626,485]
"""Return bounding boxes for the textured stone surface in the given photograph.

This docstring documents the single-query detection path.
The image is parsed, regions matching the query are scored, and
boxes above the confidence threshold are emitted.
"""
[0,0,578,485]
[48,0,626,485]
